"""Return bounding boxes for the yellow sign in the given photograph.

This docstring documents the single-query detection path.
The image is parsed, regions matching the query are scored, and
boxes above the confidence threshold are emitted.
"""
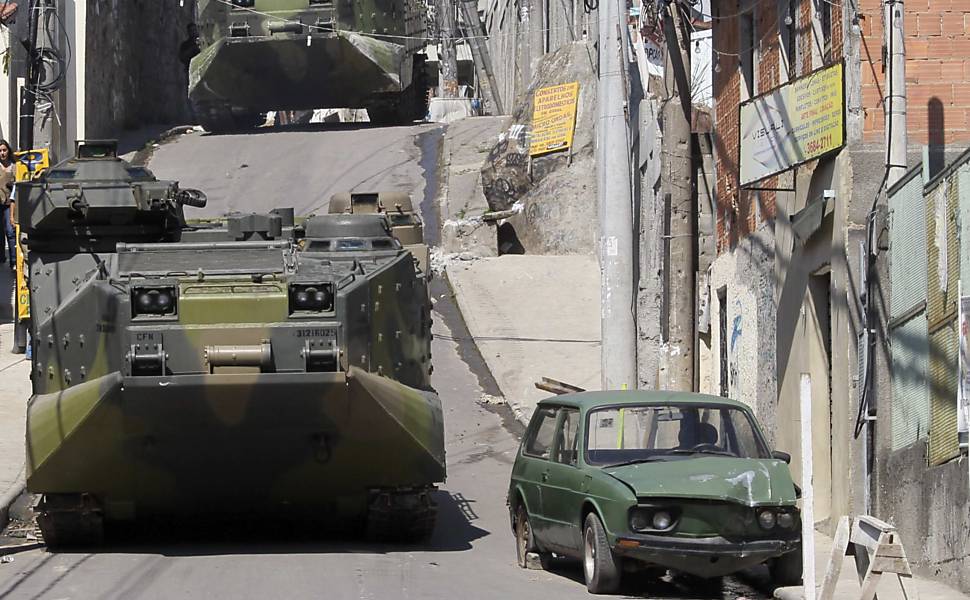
[739,63,844,185]
[13,148,48,322]
[529,82,580,157]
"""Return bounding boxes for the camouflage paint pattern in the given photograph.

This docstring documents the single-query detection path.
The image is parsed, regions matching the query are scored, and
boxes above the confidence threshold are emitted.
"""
[22,142,444,523]
[189,0,427,120]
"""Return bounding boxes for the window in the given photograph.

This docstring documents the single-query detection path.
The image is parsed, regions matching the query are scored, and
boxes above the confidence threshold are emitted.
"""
[524,407,557,459]
[740,9,757,100]
[554,408,580,465]
[585,404,771,465]
[779,0,796,81]
[820,0,832,63]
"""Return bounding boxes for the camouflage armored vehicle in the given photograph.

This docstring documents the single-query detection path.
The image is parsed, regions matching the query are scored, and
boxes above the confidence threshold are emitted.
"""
[20,141,444,546]
[329,191,427,271]
[188,0,429,131]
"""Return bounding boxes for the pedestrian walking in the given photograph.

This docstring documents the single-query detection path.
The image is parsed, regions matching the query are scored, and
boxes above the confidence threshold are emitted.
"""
[0,140,17,270]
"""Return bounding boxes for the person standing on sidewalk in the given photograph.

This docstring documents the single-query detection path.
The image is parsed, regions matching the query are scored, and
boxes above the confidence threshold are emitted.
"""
[0,140,16,271]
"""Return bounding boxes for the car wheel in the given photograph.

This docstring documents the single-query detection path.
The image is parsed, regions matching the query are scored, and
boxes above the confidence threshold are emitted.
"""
[514,505,538,568]
[769,544,803,587]
[583,513,621,594]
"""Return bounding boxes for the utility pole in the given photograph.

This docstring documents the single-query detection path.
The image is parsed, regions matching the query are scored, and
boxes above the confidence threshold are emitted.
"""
[596,0,636,390]
[660,0,694,392]
[884,0,906,187]
[437,0,459,98]
[18,0,43,151]
[457,0,504,114]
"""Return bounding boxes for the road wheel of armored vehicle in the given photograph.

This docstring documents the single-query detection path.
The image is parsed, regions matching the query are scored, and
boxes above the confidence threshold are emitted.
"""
[365,488,438,543]
[194,102,264,134]
[36,494,105,549]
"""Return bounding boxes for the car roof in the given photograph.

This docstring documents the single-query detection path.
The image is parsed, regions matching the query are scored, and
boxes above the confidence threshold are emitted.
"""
[536,390,752,412]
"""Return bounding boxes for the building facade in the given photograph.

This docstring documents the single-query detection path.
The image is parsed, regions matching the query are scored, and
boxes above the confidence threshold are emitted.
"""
[702,0,970,589]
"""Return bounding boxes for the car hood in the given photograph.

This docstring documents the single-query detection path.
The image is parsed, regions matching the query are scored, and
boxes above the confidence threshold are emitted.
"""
[602,457,797,506]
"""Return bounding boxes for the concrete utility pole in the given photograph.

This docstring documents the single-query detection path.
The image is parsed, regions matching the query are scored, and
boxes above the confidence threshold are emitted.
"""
[660,1,694,392]
[884,0,906,188]
[596,0,636,390]
[437,0,460,98]
[458,0,504,114]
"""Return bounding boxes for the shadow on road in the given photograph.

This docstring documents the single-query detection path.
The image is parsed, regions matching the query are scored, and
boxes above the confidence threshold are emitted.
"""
[538,557,777,600]
[36,488,488,559]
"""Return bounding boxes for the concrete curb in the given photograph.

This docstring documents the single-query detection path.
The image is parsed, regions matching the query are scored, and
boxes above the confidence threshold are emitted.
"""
[772,586,803,600]
[0,466,26,532]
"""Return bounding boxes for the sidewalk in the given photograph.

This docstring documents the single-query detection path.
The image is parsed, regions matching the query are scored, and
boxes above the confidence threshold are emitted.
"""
[446,255,601,424]
[0,268,31,526]
[774,529,970,599]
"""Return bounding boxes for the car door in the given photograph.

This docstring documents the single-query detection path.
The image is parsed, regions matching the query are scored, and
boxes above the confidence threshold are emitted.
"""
[516,405,559,544]
[539,407,584,554]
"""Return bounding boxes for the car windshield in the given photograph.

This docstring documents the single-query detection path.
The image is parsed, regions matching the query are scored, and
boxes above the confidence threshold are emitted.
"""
[585,404,771,466]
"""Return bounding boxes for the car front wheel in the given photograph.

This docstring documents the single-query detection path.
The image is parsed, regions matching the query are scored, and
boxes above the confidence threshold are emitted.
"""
[583,513,621,594]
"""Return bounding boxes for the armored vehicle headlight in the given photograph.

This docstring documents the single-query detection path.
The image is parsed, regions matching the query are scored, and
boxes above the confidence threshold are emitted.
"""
[289,284,333,313]
[231,0,255,7]
[757,509,777,530]
[131,286,177,317]
[777,511,796,529]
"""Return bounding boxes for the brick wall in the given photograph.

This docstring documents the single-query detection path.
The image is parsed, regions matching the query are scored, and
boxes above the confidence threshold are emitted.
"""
[713,0,844,254]
[860,0,970,145]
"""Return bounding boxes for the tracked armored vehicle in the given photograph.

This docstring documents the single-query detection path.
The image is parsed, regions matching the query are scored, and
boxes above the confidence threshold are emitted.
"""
[188,0,429,131]
[21,141,444,547]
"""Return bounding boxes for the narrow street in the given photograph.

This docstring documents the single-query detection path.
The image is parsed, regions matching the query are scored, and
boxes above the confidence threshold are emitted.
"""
[0,123,774,599]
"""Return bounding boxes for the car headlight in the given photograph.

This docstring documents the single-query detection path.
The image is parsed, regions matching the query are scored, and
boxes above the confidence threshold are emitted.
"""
[777,511,796,529]
[289,284,333,313]
[131,286,177,317]
[652,510,673,530]
[757,509,777,530]
[629,508,650,531]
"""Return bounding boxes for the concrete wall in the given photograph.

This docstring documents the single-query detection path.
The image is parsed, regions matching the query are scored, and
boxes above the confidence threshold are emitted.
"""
[85,0,195,138]
[483,0,588,110]
[876,444,970,592]
[0,0,194,159]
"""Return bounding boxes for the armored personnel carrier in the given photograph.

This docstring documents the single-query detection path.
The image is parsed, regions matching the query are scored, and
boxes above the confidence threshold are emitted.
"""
[20,141,444,546]
[188,0,429,131]
[329,191,427,270]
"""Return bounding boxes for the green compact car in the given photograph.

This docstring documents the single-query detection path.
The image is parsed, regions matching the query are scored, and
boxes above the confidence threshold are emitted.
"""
[507,391,802,594]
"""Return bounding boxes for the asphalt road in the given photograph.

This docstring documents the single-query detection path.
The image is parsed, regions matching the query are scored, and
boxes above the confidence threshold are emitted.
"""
[0,122,775,599]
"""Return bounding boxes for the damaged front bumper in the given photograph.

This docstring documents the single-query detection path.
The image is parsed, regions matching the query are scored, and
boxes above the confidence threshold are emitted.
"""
[612,532,799,577]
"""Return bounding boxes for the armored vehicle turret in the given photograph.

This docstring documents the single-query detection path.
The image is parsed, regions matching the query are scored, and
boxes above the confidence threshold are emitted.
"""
[188,0,429,131]
[21,141,444,546]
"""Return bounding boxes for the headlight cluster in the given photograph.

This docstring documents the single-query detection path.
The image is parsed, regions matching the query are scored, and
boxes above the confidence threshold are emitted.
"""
[289,283,334,314]
[629,507,678,532]
[757,508,799,530]
[231,0,255,7]
[131,287,177,317]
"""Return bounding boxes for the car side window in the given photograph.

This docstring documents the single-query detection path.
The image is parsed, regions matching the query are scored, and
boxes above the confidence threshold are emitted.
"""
[524,407,558,459]
[553,408,580,465]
